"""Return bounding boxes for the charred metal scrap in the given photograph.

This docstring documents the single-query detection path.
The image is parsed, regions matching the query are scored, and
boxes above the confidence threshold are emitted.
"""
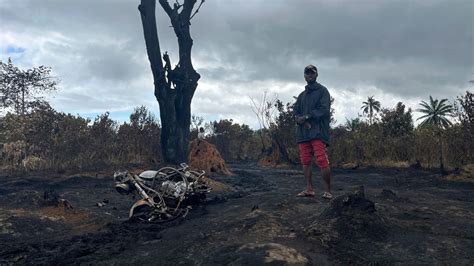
[114,163,210,223]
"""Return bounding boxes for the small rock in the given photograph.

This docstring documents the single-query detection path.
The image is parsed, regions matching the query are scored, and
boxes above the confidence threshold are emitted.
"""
[380,189,398,200]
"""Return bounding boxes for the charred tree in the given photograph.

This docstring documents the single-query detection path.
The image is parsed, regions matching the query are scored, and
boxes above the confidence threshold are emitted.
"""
[138,0,203,164]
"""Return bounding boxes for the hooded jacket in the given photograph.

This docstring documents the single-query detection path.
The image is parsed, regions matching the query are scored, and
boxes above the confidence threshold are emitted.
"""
[293,81,331,144]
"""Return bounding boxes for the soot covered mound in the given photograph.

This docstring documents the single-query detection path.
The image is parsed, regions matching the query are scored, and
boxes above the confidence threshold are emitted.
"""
[305,186,388,248]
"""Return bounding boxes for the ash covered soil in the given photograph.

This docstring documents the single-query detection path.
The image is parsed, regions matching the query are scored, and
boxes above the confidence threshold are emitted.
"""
[0,163,473,265]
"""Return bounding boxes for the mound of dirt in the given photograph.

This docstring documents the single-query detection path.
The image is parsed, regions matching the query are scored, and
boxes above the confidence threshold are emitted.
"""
[446,164,474,181]
[305,186,388,247]
[188,140,232,175]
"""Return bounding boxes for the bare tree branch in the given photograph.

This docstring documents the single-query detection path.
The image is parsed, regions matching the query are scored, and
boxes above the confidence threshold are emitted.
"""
[158,0,174,17]
[138,0,166,99]
[190,0,205,20]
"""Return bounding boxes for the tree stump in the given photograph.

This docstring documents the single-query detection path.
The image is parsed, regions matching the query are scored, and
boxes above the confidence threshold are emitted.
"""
[258,140,292,168]
[188,139,232,176]
[305,186,388,247]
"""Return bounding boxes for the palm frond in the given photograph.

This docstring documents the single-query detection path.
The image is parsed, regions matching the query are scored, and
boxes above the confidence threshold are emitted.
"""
[439,116,453,127]
[417,114,431,120]
[416,109,431,114]
[438,98,449,106]
[438,105,453,114]
[418,119,430,128]
[419,101,433,111]
[433,99,439,108]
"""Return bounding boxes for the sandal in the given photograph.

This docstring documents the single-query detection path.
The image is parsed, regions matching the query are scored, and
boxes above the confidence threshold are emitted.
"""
[297,190,315,197]
[322,192,333,200]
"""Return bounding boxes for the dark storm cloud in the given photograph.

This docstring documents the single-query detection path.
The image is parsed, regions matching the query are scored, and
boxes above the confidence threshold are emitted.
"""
[0,0,472,126]
[190,0,473,97]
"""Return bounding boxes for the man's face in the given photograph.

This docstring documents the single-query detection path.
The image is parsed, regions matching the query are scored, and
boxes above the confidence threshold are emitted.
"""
[304,71,317,83]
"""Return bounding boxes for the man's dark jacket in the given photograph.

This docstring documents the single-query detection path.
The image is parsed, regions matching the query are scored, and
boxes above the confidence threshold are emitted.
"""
[293,81,331,145]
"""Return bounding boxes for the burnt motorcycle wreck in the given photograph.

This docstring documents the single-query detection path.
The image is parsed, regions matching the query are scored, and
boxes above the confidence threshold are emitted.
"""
[114,163,211,223]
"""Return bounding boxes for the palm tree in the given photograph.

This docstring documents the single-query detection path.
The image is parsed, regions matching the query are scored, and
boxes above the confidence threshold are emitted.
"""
[417,96,454,128]
[416,96,454,174]
[361,96,381,125]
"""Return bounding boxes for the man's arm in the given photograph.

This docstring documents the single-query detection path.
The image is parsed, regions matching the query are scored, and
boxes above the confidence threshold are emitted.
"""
[293,95,306,125]
[293,95,302,117]
[308,89,330,120]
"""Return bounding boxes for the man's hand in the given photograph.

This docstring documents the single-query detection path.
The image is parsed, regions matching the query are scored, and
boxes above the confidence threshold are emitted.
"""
[295,115,306,124]
[296,114,311,124]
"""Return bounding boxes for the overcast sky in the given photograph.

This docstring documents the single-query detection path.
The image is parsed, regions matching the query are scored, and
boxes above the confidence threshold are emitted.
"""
[0,0,472,128]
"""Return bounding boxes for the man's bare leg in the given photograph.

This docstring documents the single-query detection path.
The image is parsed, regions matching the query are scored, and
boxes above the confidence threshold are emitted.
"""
[303,164,314,192]
[321,167,331,193]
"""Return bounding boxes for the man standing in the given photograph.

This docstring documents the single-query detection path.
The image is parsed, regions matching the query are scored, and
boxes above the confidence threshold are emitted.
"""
[294,64,332,199]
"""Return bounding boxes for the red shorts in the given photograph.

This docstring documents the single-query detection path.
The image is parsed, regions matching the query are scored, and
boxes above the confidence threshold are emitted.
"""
[298,139,329,169]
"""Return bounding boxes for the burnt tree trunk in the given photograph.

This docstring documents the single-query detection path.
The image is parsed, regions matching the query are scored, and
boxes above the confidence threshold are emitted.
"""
[438,130,447,176]
[270,131,294,164]
[138,0,201,164]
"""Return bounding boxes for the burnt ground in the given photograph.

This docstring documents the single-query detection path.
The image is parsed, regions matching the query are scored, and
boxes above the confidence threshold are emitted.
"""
[0,163,473,265]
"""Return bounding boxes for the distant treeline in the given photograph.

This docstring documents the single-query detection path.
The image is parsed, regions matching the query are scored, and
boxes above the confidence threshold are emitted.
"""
[0,59,472,172]
[0,91,472,172]
[0,105,161,171]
